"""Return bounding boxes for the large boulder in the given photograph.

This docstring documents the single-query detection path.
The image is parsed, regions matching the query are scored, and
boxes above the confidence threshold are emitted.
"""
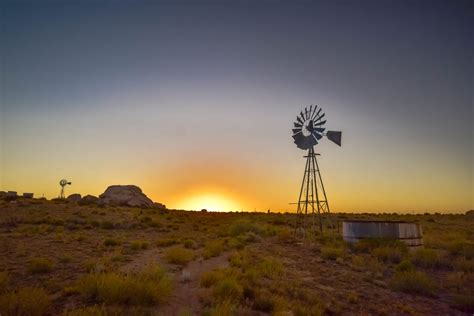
[98,185,154,208]
[78,195,99,206]
[67,193,82,203]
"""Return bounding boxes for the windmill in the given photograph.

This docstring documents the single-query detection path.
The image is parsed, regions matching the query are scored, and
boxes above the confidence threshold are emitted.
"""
[292,105,341,236]
[59,179,72,199]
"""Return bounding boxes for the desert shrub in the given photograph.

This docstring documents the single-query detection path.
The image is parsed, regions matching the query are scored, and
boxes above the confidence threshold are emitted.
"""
[130,241,141,251]
[453,257,474,272]
[0,287,51,316]
[396,260,415,272]
[372,247,404,263]
[200,270,223,288]
[390,271,435,296]
[227,238,246,250]
[229,221,261,237]
[351,255,365,270]
[76,265,171,305]
[448,241,474,259]
[451,294,474,312]
[100,221,114,229]
[203,240,225,259]
[103,238,120,247]
[259,258,284,279]
[63,305,108,316]
[183,239,198,249]
[412,249,441,268]
[271,217,286,226]
[59,254,73,263]
[206,300,237,316]
[353,238,407,254]
[164,247,194,265]
[277,228,294,243]
[253,289,275,312]
[28,258,53,274]
[0,271,9,292]
[243,231,262,243]
[130,240,149,251]
[212,278,243,303]
[156,238,178,247]
[321,246,344,260]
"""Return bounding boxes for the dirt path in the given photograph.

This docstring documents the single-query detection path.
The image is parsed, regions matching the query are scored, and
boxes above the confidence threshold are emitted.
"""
[119,248,230,315]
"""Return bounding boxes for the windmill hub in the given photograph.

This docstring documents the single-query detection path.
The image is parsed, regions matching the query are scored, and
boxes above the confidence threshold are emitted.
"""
[291,105,342,236]
[59,179,72,199]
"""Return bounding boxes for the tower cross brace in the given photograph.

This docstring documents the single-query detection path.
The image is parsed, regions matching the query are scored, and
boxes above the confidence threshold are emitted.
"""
[295,146,330,237]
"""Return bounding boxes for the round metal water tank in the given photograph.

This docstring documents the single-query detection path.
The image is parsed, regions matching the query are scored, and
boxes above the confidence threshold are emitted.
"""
[342,220,423,249]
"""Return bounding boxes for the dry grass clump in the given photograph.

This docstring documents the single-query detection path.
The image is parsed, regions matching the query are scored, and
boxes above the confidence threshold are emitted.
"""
[27,258,53,274]
[130,240,150,251]
[0,271,9,291]
[390,270,436,296]
[206,300,237,316]
[353,238,407,254]
[395,260,415,272]
[156,238,179,248]
[447,241,474,259]
[411,249,442,268]
[103,238,120,247]
[183,238,198,249]
[321,246,344,260]
[0,287,51,316]
[200,270,224,288]
[212,277,243,303]
[63,305,108,316]
[372,247,404,263]
[229,220,262,237]
[76,265,171,305]
[164,246,194,265]
[259,258,284,279]
[203,240,225,259]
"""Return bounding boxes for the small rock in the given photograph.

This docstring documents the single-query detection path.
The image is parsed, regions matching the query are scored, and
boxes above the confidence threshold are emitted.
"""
[181,269,192,283]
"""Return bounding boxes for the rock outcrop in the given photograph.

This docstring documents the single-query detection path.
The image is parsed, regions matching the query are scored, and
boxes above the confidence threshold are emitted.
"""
[78,195,99,206]
[98,185,154,208]
[67,194,82,203]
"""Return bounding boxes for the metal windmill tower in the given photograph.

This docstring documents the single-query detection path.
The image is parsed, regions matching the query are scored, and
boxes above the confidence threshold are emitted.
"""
[292,105,341,236]
[59,179,71,199]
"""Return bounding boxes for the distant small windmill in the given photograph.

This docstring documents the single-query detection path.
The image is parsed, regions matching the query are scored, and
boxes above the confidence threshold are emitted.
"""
[291,105,341,236]
[59,179,71,199]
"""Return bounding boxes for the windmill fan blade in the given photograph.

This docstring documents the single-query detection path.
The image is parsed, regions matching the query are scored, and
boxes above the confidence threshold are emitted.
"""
[308,134,318,147]
[296,116,303,124]
[315,112,325,122]
[312,134,320,143]
[309,105,313,117]
[314,127,325,133]
[326,131,342,146]
[300,111,305,121]
[292,128,302,134]
[304,107,308,119]
[294,122,302,128]
[312,108,321,120]
[313,120,326,126]
[312,131,323,140]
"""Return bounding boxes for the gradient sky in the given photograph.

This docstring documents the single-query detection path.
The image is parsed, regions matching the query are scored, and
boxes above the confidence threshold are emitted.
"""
[1,0,472,213]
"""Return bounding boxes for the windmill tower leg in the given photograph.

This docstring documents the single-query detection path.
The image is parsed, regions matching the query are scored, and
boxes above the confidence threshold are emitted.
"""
[295,147,331,237]
[295,152,311,238]
[312,151,331,235]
